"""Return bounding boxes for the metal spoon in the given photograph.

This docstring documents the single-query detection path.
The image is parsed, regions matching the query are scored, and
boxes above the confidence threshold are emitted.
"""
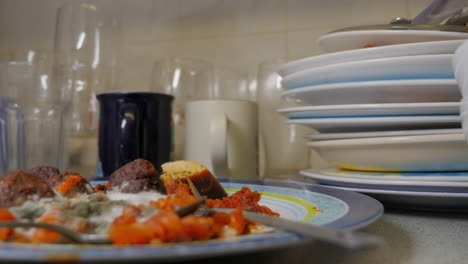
[0,197,207,245]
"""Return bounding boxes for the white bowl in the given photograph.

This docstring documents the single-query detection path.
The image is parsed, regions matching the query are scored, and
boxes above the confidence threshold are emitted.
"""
[307,133,468,172]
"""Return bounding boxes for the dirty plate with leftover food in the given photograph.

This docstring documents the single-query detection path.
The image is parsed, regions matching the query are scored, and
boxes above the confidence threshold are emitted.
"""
[0,179,382,262]
[317,29,468,52]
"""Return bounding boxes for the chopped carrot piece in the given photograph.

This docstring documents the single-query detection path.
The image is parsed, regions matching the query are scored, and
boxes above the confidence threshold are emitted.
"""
[55,175,83,194]
[228,208,247,235]
[32,208,64,243]
[181,215,215,240]
[143,210,189,242]
[108,223,152,245]
[0,208,16,241]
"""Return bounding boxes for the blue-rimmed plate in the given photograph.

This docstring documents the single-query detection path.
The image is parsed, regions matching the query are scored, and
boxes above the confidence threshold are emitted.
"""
[0,179,382,262]
[281,79,461,105]
[287,115,461,133]
[281,55,453,89]
[300,169,468,193]
[278,102,460,119]
[318,168,468,182]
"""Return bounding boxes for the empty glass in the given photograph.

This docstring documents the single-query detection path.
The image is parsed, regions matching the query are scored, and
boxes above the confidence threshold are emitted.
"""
[0,53,70,175]
[54,1,122,176]
[151,58,215,160]
[213,66,251,101]
[257,59,312,179]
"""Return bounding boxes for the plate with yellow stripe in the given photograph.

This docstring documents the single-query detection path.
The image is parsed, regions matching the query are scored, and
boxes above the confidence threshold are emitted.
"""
[0,179,382,263]
[221,179,382,230]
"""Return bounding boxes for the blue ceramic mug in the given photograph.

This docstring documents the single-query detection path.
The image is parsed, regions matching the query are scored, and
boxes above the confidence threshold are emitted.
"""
[96,92,173,178]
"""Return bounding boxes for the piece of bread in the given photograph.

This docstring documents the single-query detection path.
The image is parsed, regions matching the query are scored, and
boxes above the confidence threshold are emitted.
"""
[161,160,227,199]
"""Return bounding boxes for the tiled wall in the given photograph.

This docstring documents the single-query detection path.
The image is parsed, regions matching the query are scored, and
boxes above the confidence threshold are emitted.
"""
[0,0,433,170]
[0,0,432,90]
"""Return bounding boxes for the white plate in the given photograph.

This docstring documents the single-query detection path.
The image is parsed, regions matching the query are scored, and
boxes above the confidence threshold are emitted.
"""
[307,133,468,172]
[278,102,460,118]
[287,115,461,133]
[318,29,468,52]
[287,176,468,212]
[315,168,468,182]
[304,128,463,141]
[282,54,454,89]
[282,79,461,105]
[332,187,468,212]
[299,169,468,193]
[279,40,463,76]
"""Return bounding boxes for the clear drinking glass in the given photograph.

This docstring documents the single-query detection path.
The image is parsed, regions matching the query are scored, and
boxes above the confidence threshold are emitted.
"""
[54,1,122,177]
[257,59,312,179]
[151,58,215,160]
[213,66,251,101]
[0,52,70,175]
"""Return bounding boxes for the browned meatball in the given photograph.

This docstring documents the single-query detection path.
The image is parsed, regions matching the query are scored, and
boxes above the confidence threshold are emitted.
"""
[108,159,164,193]
[0,170,55,207]
[30,166,63,187]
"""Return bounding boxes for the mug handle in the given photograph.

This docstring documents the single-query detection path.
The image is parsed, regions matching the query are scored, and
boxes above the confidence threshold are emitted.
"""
[210,113,229,178]
[119,103,140,163]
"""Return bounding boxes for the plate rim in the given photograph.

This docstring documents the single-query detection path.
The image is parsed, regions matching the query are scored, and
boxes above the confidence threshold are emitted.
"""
[306,132,465,147]
[279,39,463,76]
[304,128,464,141]
[277,102,460,116]
[282,54,453,89]
[287,115,461,124]
[300,169,468,190]
[317,29,468,52]
[315,167,468,182]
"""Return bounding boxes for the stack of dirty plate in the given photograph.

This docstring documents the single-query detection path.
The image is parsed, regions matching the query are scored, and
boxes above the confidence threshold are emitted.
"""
[279,37,468,212]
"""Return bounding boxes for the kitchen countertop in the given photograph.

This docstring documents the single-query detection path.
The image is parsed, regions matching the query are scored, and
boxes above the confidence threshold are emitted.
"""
[185,204,468,264]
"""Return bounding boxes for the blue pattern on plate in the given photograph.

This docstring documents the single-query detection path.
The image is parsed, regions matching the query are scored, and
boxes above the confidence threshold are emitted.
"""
[332,169,468,177]
[287,78,456,90]
[288,114,460,120]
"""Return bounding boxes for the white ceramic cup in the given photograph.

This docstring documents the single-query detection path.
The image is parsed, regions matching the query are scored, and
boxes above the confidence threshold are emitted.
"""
[185,100,258,179]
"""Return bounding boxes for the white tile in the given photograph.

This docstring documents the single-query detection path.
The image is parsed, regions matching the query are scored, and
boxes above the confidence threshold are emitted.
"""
[244,0,287,33]
[0,0,65,52]
[177,0,287,39]
[118,0,156,44]
[287,0,408,31]
[407,0,434,18]
[173,33,287,74]
[286,28,337,60]
[151,0,184,41]
[117,42,182,92]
